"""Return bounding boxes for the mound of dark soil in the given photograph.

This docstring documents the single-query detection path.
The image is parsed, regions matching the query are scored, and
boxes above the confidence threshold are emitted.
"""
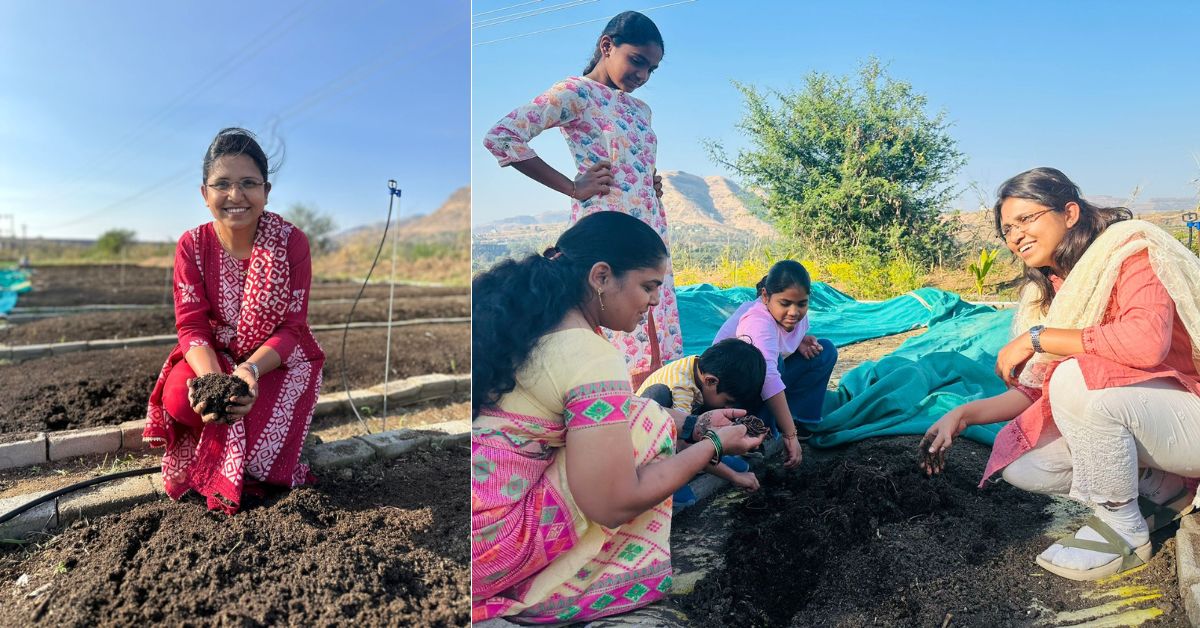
[190,373,250,424]
[0,447,469,626]
[677,437,1186,627]
[0,324,467,433]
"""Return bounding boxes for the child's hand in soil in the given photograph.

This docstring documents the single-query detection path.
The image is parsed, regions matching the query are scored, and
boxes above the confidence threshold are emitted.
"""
[781,435,803,469]
[730,470,760,492]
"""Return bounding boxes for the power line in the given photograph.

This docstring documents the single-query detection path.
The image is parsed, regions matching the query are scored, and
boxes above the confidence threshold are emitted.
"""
[47,0,322,209]
[472,0,544,19]
[473,0,597,30]
[37,10,461,235]
[473,0,697,46]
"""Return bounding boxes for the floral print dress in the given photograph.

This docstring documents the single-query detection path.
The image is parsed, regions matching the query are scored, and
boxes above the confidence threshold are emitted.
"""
[484,76,683,383]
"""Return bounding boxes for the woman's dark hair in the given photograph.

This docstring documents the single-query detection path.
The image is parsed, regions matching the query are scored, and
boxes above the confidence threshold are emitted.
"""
[993,167,1132,312]
[472,211,668,417]
[202,127,278,183]
[757,260,812,298]
[582,11,664,74]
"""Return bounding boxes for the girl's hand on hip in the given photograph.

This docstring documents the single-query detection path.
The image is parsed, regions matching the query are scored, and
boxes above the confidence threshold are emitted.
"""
[652,169,664,199]
[573,162,613,200]
[996,332,1034,387]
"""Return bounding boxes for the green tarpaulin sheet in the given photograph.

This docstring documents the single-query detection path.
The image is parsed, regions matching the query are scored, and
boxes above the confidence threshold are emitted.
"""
[676,283,1014,448]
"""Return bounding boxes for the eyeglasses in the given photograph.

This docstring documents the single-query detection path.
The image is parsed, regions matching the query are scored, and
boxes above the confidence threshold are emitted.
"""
[205,178,266,194]
[999,208,1055,239]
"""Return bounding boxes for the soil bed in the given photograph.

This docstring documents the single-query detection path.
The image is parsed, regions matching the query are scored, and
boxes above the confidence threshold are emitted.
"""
[0,294,467,345]
[676,436,1186,627]
[15,265,463,308]
[0,446,469,626]
[0,324,468,433]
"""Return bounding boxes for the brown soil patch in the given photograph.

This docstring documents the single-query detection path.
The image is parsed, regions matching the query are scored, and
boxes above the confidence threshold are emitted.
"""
[0,452,160,500]
[0,294,467,345]
[675,436,1186,626]
[15,265,463,308]
[0,324,468,433]
[309,395,469,444]
[0,446,469,626]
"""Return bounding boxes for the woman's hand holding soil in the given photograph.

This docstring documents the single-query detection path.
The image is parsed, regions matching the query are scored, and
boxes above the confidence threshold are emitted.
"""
[227,366,260,418]
[573,161,613,199]
[920,407,968,475]
[693,407,738,441]
[714,423,766,457]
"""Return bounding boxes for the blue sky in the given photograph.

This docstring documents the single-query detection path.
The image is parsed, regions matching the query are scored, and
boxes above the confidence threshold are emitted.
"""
[0,0,468,240]
[472,0,1200,225]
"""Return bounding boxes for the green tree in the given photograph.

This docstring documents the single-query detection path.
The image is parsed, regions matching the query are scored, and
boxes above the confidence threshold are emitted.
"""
[708,58,965,266]
[94,229,136,256]
[284,203,338,254]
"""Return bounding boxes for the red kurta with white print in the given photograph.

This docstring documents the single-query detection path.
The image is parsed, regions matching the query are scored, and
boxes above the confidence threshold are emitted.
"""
[143,212,324,513]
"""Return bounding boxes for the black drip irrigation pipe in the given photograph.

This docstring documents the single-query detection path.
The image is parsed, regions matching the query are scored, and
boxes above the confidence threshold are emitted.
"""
[340,180,401,436]
[0,466,159,527]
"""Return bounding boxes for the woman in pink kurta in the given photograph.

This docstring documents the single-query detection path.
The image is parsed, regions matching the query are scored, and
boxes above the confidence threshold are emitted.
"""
[482,11,681,387]
[922,167,1200,581]
[143,128,324,514]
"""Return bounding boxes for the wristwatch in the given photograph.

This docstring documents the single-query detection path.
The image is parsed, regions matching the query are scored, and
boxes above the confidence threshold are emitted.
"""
[681,414,700,443]
[1029,325,1046,353]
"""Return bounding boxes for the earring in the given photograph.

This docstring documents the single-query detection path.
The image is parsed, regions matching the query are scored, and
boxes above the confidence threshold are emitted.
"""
[597,288,606,311]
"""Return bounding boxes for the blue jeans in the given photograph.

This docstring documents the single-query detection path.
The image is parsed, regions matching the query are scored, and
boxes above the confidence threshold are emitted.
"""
[759,338,837,434]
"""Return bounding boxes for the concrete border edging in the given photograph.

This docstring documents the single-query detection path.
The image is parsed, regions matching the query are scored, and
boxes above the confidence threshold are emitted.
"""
[0,421,468,539]
[0,433,48,470]
[1176,513,1200,624]
[0,317,469,362]
[0,373,468,472]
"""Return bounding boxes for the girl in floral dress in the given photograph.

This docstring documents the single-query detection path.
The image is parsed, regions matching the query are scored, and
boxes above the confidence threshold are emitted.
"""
[483,10,681,387]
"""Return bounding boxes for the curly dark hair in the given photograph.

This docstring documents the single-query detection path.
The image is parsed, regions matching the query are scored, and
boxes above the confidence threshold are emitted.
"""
[993,167,1132,312]
[472,211,668,417]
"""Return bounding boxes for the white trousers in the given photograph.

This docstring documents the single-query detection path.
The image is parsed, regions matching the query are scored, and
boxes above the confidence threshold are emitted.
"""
[1001,359,1200,504]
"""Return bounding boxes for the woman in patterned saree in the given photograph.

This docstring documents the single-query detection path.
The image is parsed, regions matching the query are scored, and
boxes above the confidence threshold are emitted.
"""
[142,128,324,515]
[472,211,765,624]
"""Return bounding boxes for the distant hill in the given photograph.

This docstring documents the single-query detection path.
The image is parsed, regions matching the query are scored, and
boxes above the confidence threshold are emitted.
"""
[337,186,470,244]
[475,171,779,246]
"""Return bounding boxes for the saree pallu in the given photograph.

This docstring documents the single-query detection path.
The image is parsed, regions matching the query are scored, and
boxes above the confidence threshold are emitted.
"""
[472,381,678,624]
